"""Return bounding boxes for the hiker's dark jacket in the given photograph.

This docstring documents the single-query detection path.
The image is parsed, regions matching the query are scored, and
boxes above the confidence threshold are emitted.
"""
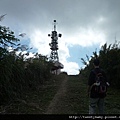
[88,68,107,98]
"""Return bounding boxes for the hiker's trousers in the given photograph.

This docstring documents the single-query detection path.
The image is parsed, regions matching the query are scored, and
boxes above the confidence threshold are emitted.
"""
[89,98,104,114]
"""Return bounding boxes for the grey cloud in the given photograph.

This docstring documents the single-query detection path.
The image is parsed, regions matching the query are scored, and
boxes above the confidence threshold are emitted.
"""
[0,0,120,43]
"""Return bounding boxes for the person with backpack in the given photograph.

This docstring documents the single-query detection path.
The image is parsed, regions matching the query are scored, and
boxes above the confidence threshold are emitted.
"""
[88,59,110,114]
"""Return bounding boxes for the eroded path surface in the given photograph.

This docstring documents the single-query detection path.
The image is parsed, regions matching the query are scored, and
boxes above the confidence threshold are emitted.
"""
[45,75,68,114]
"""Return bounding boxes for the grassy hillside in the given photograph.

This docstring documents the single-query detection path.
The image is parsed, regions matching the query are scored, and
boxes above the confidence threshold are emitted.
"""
[0,74,63,114]
[0,73,120,114]
[66,74,120,114]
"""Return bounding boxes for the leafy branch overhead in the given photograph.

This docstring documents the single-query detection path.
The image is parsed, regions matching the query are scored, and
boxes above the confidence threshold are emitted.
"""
[0,25,20,46]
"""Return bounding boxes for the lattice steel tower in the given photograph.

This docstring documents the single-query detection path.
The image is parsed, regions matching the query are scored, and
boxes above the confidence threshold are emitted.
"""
[48,20,62,62]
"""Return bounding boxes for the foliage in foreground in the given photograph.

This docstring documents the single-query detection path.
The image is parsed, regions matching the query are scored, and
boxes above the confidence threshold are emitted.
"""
[81,41,120,88]
[0,25,53,104]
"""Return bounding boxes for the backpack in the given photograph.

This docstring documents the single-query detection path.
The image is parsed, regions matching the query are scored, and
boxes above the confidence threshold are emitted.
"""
[93,69,107,94]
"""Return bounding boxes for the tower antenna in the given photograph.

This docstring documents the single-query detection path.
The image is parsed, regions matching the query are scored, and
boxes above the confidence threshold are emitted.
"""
[48,20,62,62]
[48,20,63,75]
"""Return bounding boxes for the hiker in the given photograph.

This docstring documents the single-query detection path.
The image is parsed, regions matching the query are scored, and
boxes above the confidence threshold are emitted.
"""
[87,59,110,114]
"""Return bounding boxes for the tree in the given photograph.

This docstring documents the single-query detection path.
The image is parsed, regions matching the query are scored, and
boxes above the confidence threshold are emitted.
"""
[0,25,54,104]
[81,41,120,88]
[0,25,19,46]
[0,25,19,59]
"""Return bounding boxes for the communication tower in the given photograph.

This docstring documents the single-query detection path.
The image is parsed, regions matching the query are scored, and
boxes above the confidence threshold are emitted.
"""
[48,20,62,62]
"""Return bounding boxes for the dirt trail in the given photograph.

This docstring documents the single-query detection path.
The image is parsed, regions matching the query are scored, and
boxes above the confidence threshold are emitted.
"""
[45,75,68,114]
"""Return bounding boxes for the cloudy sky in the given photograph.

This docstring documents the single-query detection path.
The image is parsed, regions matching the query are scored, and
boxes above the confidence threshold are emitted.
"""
[0,0,120,75]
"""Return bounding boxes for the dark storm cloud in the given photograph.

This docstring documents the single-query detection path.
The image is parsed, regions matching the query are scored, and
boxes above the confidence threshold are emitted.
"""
[0,0,120,43]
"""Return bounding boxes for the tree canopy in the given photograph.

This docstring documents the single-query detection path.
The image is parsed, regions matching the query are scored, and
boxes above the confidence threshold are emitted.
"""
[81,42,120,88]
